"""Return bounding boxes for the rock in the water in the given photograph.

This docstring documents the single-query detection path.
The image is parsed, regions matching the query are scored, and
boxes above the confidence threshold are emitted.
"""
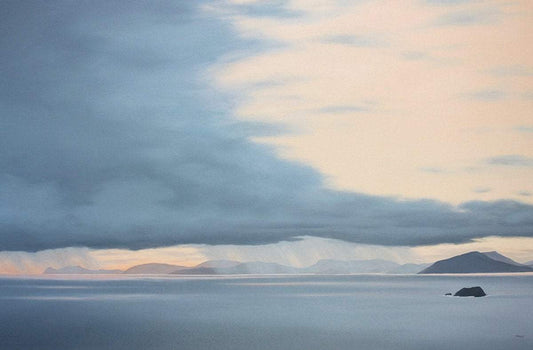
[444,292,452,296]
[454,286,486,297]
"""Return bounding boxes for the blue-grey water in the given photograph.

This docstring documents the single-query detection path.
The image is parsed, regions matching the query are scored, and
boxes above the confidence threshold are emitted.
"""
[1,274,532,350]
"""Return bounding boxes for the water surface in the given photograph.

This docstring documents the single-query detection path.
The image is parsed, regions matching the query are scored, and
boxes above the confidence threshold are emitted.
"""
[1,274,531,350]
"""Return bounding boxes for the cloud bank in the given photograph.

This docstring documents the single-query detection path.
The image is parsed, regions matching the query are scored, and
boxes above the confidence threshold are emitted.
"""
[1,1,532,252]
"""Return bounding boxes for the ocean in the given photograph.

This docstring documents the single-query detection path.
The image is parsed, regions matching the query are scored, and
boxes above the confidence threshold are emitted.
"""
[1,274,532,350]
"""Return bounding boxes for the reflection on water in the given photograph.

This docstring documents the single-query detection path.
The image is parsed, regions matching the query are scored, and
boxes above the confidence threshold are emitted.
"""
[1,274,532,350]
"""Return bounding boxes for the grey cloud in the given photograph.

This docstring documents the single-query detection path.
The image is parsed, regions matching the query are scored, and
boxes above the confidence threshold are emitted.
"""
[488,65,533,77]
[515,125,533,133]
[1,1,533,252]
[435,8,500,26]
[320,35,385,48]
[317,105,370,114]
[402,51,429,61]
[487,155,533,167]
[226,121,295,138]
[473,187,491,193]
[419,167,448,174]
[226,0,300,19]
[468,89,507,101]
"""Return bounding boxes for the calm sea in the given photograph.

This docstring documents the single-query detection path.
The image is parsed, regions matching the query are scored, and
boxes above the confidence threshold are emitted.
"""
[1,274,532,350]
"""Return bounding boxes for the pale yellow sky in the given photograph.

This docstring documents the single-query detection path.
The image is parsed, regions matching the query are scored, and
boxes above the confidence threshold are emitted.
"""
[207,0,533,204]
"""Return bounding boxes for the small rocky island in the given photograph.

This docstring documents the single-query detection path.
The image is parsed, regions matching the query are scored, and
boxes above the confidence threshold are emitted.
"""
[454,286,486,297]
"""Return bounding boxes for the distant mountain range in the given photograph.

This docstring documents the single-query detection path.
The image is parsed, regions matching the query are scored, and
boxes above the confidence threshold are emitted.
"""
[44,259,429,275]
[130,259,429,275]
[43,251,532,275]
[43,266,122,274]
[418,251,533,274]
[173,261,300,275]
[123,263,187,274]
[302,259,429,274]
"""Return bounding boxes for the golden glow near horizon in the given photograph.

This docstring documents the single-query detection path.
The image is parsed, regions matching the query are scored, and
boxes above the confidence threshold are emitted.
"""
[206,0,533,204]
[2,236,533,274]
[90,246,208,270]
[89,236,533,269]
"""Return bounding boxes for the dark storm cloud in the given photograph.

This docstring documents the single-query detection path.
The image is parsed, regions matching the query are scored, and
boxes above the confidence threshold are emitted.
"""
[1,1,532,252]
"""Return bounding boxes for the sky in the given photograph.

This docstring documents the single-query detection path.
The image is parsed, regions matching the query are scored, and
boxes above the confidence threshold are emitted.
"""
[1,0,532,274]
